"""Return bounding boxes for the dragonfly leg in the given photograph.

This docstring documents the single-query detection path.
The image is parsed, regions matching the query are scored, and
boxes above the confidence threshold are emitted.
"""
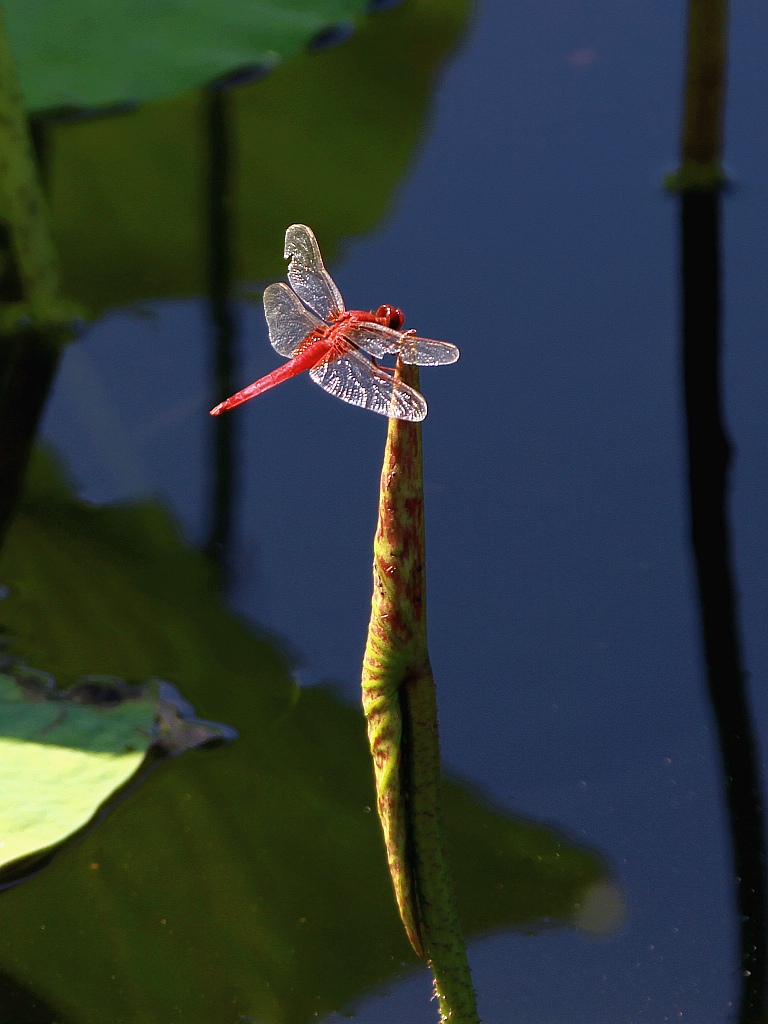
[371,359,395,375]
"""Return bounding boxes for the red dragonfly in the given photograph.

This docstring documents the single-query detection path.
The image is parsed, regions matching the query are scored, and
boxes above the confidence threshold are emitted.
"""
[210,224,459,421]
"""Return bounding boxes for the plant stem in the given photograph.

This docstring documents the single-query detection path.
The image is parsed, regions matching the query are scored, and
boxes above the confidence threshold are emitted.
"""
[0,8,68,328]
[362,362,479,1023]
[669,0,728,190]
[0,8,76,545]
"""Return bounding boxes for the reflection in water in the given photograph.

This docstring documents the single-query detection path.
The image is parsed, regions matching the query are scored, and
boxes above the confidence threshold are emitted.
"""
[0,451,608,1023]
[675,1,768,1017]
[0,329,59,546]
[680,189,768,1023]
[205,83,239,578]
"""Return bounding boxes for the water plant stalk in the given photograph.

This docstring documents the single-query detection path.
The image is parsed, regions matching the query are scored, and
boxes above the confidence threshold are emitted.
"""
[0,8,77,546]
[669,0,728,190]
[361,361,479,1024]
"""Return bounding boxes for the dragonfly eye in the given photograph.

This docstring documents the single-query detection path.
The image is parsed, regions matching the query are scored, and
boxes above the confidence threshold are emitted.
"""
[375,304,405,330]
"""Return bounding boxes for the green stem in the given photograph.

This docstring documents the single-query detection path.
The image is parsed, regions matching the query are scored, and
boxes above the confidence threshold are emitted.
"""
[0,10,77,544]
[361,362,479,1023]
[667,0,728,191]
[404,664,480,1023]
[0,8,70,330]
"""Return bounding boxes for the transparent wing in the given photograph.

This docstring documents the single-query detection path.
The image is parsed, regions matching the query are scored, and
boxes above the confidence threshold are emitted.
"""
[263,282,324,357]
[284,224,345,322]
[345,322,404,358]
[397,331,460,366]
[309,349,427,421]
[345,323,460,365]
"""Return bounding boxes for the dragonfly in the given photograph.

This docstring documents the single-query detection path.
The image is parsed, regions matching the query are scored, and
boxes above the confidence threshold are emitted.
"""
[210,224,459,422]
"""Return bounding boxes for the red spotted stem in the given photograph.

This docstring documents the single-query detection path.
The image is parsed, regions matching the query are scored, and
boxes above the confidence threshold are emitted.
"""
[361,361,479,1024]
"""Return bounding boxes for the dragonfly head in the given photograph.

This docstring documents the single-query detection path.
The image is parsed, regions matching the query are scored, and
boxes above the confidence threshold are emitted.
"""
[374,304,405,331]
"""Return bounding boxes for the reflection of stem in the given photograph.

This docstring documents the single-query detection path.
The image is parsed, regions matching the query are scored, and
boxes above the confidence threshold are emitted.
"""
[673,1,767,1019]
[0,331,59,546]
[0,12,72,547]
[362,363,479,1024]
[680,193,768,1024]
[684,193,765,1024]
[204,86,237,577]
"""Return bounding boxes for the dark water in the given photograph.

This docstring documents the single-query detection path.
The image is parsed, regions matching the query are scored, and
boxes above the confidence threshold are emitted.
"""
[4,0,767,1020]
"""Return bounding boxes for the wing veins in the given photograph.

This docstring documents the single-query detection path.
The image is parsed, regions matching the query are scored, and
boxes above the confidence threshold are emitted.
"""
[309,348,426,421]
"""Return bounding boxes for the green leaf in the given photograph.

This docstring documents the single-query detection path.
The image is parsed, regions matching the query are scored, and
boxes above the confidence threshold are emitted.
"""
[8,0,366,112]
[43,0,469,312]
[0,673,153,872]
[0,451,616,1022]
[0,670,236,880]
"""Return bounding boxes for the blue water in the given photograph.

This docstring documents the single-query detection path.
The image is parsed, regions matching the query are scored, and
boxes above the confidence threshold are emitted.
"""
[40,0,768,1019]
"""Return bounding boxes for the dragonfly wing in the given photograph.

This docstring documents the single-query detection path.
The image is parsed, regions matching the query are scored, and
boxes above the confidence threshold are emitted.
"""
[309,349,427,421]
[284,224,345,322]
[398,332,460,366]
[347,323,460,365]
[345,322,404,358]
[263,282,324,357]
